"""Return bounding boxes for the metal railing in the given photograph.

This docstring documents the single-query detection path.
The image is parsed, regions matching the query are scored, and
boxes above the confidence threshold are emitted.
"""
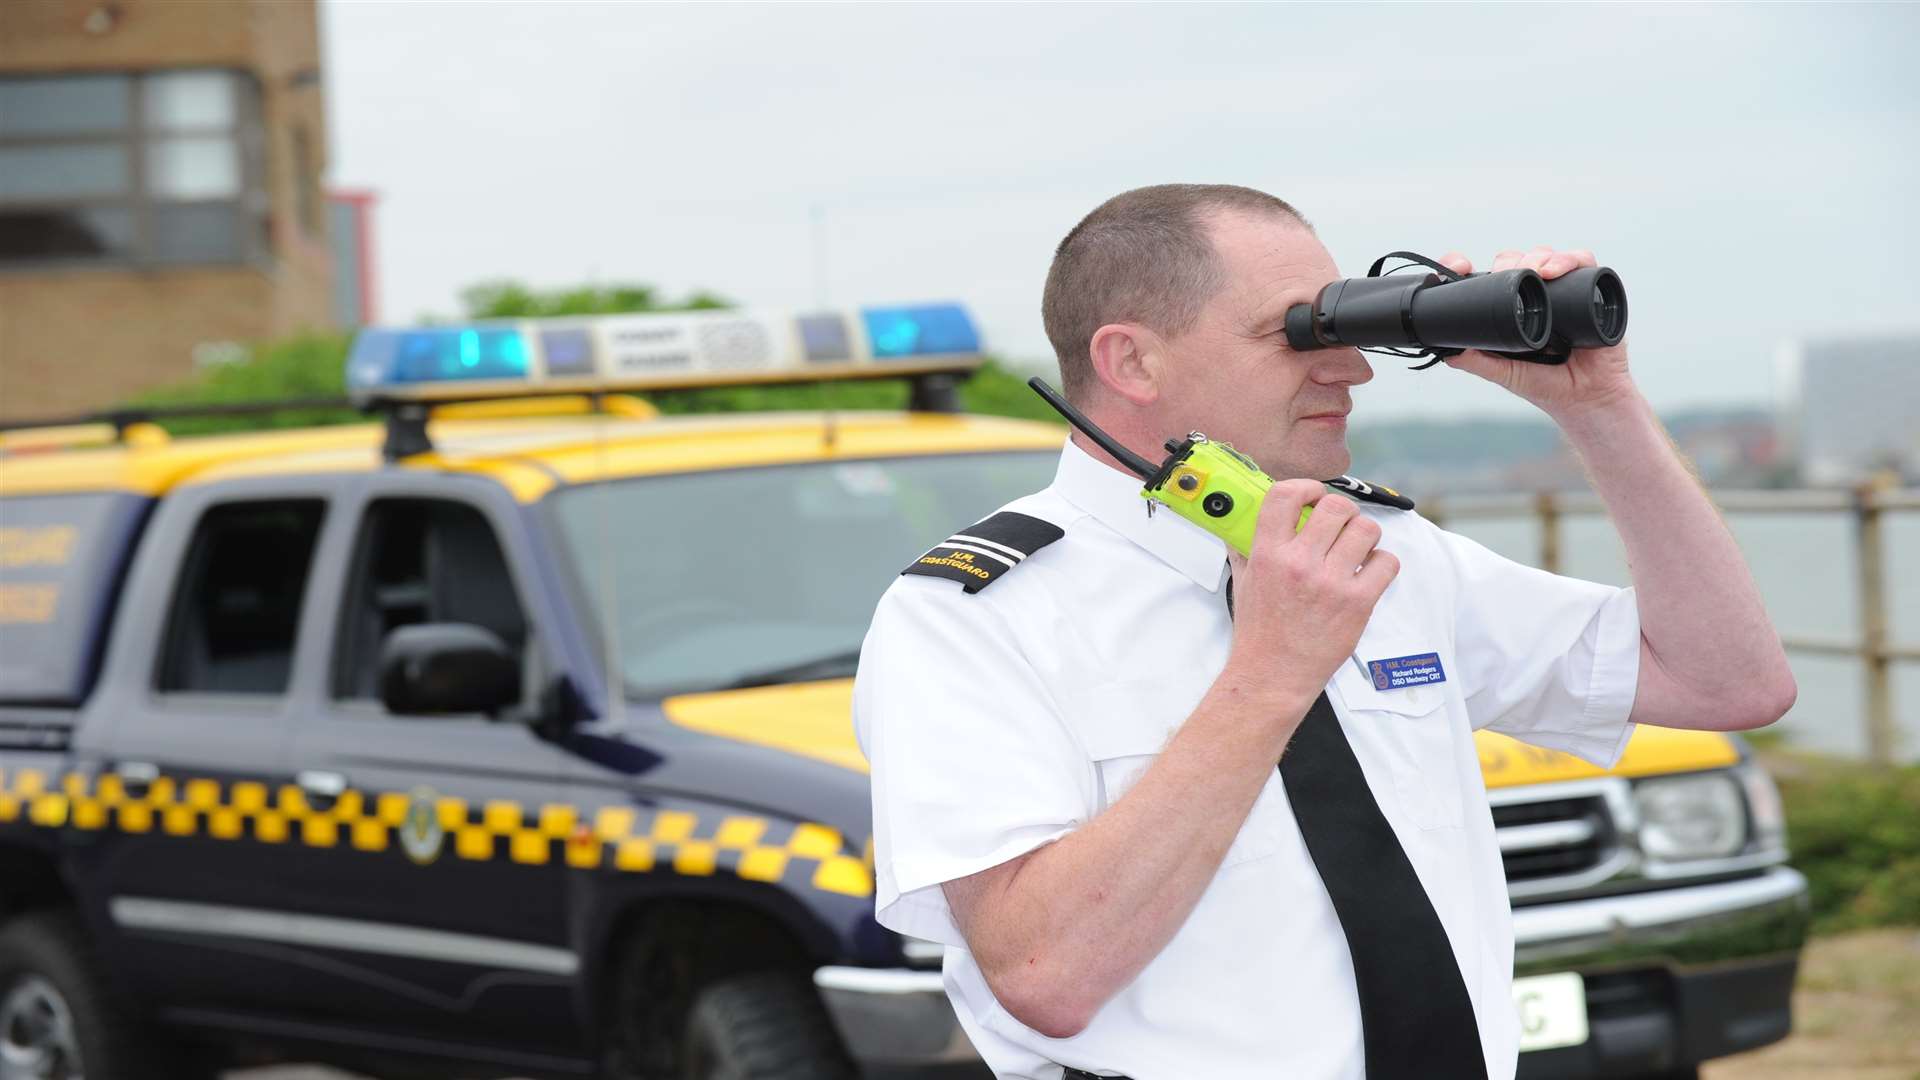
[1424,485,1919,765]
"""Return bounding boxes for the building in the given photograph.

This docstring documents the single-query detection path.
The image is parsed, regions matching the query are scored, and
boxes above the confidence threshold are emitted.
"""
[1775,334,1920,485]
[0,0,334,420]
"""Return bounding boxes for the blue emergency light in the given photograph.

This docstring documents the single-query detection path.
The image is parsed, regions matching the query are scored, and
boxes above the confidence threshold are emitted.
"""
[345,303,983,402]
[863,304,982,359]
[347,327,531,388]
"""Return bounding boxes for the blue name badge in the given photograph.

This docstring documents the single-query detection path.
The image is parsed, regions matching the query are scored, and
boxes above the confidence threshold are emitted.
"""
[1367,652,1448,691]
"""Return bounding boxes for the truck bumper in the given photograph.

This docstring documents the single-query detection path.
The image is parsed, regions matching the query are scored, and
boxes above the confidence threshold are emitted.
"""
[817,867,1811,1078]
[812,965,982,1077]
[1513,866,1811,1078]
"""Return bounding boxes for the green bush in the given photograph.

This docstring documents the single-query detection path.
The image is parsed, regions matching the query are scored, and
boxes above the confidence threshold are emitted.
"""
[126,332,358,436]
[1773,754,1920,932]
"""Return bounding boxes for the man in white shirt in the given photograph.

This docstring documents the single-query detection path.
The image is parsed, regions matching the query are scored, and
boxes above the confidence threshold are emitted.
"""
[852,184,1796,1080]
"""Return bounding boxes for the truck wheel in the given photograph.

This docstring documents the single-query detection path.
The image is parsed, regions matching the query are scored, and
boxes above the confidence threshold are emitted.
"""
[680,971,857,1080]
[0,910,160,1080]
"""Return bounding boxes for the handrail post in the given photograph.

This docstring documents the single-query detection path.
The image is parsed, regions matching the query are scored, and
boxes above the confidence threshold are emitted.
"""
[1856,483,1894,766]
[1536,492,1562,575]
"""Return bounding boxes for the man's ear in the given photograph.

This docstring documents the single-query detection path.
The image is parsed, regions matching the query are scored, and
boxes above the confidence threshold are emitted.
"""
[1088,323,1163,406]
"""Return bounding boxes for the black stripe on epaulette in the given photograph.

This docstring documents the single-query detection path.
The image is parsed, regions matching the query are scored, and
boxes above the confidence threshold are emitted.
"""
[900,511,1065,594]
[1324,475,1415,511]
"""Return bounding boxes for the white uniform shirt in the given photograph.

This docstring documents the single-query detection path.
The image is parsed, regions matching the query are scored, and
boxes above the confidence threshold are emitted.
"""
[853,440,1640,1080]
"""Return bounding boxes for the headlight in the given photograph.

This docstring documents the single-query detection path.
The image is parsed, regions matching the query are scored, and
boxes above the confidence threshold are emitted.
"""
[1634,772,1747,861]
[1736,762,1788,854]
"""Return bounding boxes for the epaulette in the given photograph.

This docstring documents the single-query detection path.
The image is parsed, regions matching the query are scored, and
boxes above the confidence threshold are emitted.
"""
[900,511,1065,594]
[1324,475,1415,511]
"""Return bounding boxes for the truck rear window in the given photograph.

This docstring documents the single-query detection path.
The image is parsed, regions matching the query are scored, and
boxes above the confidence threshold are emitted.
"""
[0,492,150,704]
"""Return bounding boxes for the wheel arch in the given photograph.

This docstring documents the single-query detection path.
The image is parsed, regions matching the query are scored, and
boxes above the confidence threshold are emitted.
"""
[0,842,76,922]
[577,879,849,1075]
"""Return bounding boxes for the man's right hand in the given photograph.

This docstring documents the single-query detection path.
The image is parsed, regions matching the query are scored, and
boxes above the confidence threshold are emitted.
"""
[1222,481,1399,715]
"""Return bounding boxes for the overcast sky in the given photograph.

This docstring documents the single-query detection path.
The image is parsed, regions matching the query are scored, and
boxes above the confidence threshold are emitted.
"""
[321,2,1918,420]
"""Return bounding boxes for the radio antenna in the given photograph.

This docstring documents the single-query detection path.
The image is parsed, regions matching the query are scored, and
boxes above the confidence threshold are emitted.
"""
[1028,377,1156,480]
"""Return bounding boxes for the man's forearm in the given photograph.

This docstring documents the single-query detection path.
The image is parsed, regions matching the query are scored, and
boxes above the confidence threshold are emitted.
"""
[1558,389,1796,729]
[949,672,1306,1037]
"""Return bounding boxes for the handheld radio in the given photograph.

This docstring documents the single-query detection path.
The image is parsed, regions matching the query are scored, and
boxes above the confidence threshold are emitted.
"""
[1028,378,1309,556]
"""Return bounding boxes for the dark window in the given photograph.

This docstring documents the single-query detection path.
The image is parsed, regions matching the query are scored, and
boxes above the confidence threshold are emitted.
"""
[0,207,135,260]
[157,500,325,695]
[0,69,263,268]
[333,499,528,702]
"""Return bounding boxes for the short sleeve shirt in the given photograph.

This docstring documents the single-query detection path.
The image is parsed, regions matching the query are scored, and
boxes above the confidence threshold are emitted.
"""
[852,439,1640,1080]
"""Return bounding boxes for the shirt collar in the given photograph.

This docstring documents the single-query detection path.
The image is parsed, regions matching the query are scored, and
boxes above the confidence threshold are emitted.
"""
[1050,437,1229,592]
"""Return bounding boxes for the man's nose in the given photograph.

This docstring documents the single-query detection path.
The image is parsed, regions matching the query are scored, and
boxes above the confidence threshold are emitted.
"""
[1311,347,1374,387]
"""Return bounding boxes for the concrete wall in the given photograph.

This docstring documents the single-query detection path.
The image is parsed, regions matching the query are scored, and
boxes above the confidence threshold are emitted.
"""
[0,0,335,420]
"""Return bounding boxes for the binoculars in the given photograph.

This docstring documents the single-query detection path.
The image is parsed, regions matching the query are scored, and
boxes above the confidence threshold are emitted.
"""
[1283,251,1628,365]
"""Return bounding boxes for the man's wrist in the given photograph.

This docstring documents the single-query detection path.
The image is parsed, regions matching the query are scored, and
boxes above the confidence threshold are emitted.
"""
[1211,661,1320,726]
[1548,383,1656,447]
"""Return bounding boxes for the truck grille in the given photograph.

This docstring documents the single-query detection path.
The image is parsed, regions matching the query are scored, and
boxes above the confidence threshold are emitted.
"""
[1489,781,1628,900]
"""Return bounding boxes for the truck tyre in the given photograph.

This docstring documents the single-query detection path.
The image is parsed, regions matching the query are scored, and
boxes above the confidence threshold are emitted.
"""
[0,910,166,1080]
[679,971,857,1080]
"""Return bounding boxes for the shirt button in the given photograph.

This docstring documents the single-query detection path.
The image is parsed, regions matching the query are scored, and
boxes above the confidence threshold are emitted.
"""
[1405,688,1423,706]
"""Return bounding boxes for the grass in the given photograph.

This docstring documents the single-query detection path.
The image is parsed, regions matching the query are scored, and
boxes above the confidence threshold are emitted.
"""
[1704,928,1920,1079]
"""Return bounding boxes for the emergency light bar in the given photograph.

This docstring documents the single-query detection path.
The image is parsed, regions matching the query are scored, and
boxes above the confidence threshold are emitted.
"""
[345,302,984,404]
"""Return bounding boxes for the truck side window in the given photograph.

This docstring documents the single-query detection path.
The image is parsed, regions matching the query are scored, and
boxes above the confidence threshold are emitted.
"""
[332,498,528,701]
[156,499,326,695]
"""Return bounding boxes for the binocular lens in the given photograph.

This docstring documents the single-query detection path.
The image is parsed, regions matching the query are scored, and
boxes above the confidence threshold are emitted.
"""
[1592,272,1626,340]
[1517,276,1549,344]
[1547,266,1627,349]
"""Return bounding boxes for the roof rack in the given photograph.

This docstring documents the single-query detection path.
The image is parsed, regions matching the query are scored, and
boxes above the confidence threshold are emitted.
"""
[0,396,357,436]
[0,397,359,458]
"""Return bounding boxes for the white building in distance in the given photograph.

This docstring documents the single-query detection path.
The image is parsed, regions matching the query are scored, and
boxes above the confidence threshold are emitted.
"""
[1775,334,1920,485]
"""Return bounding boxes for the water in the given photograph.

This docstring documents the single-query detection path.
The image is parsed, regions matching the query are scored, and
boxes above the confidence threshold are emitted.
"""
[1445,505,1920,763]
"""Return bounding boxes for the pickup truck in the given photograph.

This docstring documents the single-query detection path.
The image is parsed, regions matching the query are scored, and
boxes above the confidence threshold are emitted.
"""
[0,306,1809,1080]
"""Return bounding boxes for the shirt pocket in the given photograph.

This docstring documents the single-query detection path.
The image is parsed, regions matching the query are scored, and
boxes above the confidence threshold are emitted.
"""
[1070,678,1285,869]
[1331,658,1465,830]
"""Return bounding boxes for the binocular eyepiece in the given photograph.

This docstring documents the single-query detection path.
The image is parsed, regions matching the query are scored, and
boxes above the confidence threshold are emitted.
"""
[1284,252,1627,365]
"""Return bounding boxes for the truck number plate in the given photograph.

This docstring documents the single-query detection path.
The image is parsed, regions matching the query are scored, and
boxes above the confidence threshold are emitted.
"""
[1513,972,1589,1052]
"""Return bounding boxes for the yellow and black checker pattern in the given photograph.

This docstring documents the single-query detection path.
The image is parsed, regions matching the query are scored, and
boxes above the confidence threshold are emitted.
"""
[0,766,873,899]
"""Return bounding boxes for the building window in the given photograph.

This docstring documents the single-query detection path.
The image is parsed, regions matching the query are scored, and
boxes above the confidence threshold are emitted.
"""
[0,69,264,268]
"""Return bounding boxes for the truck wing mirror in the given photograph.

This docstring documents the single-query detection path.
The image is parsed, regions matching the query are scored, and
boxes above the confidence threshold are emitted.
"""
[378,623,521,717]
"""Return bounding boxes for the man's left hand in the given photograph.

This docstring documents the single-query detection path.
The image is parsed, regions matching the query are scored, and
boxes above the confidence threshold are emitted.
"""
[1436,247,1635,422]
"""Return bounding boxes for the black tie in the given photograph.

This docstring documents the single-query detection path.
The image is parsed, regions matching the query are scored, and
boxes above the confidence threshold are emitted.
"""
[1228,573,1487,1079]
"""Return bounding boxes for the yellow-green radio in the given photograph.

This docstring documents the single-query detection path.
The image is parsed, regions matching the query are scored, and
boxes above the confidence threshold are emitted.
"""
[1029,379,1308,556]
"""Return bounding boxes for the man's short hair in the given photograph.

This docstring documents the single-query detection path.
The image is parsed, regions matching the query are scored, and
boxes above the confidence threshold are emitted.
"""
[1042,184,1310,401]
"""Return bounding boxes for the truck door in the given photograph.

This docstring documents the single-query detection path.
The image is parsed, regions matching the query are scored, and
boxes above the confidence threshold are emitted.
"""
[280,479,581,1063]
[64,478,341,1017]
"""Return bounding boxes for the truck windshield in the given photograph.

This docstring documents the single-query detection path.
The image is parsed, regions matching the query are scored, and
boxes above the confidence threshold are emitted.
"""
[548,450,1059,698]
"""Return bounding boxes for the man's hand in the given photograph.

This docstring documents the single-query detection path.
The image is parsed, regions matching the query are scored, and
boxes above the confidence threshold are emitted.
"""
[1222,482,1398,714]
[1436,247,1635,423]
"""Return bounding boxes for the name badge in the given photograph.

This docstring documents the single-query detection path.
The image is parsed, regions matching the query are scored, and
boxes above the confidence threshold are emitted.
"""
[1367,652,1447,691]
